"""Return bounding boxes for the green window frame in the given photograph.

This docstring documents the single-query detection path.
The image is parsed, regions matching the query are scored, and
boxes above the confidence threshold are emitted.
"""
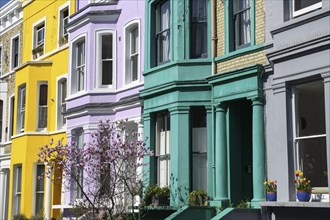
[225,0,255,54]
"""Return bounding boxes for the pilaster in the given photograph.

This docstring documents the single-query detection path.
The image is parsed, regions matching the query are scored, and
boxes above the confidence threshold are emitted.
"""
[169,106,190,208]
[206,105,214,199]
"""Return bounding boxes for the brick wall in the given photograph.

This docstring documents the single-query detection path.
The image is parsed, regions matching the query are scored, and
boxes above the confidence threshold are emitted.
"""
[215,0,266,74]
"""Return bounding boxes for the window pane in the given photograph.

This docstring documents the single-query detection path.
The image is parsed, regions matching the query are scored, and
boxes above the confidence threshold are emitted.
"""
[157,0,170,64]
[131,26,138,54]
[77,41,85,66]
[102,34,112,60]
[102,60,112,85]
[16,166,22,193]
[35,193,44,214]
[295,81,325,137]
[191,0,207,58]
[234,0,250,13]
[36,165,45,191]
[160,1,170,31]
[297,137,327,187]
[39,85,48,106]
[294,0,321,11]
[131,55,138,81]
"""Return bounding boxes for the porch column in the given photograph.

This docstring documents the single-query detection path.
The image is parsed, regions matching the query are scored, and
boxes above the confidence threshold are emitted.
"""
[206,106,214,199]
[214,103,228,202]
[251,97,265,205]
[44,164,52,220]
[322,72,330,195]
[169,106,190,207]
[142,113,156,187]
[0,169,5,219]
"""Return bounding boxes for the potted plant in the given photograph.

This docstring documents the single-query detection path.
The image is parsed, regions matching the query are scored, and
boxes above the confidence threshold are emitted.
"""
[143,185,170,206]
[32,44,44,59]
[264,180,277,201]
[188,190,208,206]
[152,186,170,206]
[295,170,312,202]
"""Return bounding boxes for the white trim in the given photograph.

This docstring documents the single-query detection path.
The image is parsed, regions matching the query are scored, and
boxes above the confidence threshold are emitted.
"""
[0,43,3,76]
[57,2,70,48]
[69,33,87,95]
[31,16,47,60]
[292,0,322,17]
[7,95,14,141]
[122,19,141,89]
[56,75,68,131]
[31,44,68,62]
[95,29,117,90]
[10,33,20,71]
[11,130,66,140]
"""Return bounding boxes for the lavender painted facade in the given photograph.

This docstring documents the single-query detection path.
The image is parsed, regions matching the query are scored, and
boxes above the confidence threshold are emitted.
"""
[64,0,144,207]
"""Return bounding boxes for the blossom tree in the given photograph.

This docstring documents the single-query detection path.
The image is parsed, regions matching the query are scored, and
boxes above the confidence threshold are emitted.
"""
[37,119,153,219]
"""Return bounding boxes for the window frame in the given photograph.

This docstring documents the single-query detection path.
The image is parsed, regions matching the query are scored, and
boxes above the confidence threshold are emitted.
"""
[33,164,45,215]
[37,82,48,131]
[190,0,208,59]
[32,17,46,59]
[56,76,67,130]
[10,34,20,70]
[12,164,22,216]
[291,80,327,189]
[0,100,3,142]
[155,0,171,66]
[155,111,170,187]
[225,0,255,54]
[58,2,70,46]
[71,128,84,199]
[70,35,86,95]
[292,0,322,18]
[123,20,140,86]
[95,29,116,89]
[0,44,2,75]
[8,95,14,141]
[17,85,26,134]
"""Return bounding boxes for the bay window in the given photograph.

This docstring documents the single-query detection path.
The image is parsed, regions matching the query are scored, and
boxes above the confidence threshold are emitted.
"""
[125,23,139,85]
[96,31,115,88]
[156,0,170,65]
[38,83,48,130]
[34,164,45,215]
[155,112,170,187]
[190,0,208,58]
[17,85,26,133]
[71,38,85,94]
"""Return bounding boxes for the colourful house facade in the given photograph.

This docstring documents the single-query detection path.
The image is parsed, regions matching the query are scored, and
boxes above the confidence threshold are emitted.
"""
[63,0,145,212]
[0,0,23,219]
[7,0,75,219]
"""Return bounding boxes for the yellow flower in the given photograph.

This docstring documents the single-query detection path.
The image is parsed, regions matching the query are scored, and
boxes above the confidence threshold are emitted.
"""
[264,181,267,185]
[299,172,303,177]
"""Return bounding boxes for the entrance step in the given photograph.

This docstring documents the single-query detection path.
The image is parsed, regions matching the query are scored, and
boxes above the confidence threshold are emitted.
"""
[211,208,261,220]
[165,206,216,220]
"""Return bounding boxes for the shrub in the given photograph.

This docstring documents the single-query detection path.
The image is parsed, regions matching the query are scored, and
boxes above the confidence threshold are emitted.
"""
[188,190,208,206]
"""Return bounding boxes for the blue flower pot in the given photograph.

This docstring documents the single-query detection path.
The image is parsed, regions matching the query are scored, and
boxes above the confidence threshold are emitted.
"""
[297,191,311,202]
[266,192,277,201]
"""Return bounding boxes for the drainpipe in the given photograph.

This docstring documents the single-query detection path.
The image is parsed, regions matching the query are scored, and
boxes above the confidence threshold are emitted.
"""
[211,0,217,75]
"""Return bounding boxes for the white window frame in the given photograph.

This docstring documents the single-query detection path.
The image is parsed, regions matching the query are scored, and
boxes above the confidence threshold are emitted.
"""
[32,164,45,215]
[58,2,70,46]
[17,85,26,134]
[70,34,86,95]
[36,82,48,131]
[72,128,84,199]
[95,29,116,89]
[56,75,67,130]
[292,0,322,17]
[10,34,20,70]
[12,165,22,216]
[291,80,328,190]
[123,20,140,87]
[155,112,170,187]
[8,95,14,141]
[0,100,3,142]
[0,44,3,75]
[32,17,46,59]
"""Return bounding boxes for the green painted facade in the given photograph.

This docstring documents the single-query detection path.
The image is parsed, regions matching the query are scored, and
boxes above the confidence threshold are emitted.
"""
[141,0,266,212]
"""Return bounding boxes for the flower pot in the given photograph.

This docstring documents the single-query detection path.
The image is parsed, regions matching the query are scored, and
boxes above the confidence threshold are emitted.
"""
[266,192,277,201]
[152,195,170,206]
[296,191,311,202]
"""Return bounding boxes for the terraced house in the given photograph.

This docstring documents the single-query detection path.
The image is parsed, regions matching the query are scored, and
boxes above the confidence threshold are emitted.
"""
[0,1,23,219]
[7,0,75,219]
[63,0,145,215]
[261,0,330,219]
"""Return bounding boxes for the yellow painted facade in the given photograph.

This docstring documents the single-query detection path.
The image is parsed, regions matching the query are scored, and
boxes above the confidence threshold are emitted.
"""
[8,0,75,219]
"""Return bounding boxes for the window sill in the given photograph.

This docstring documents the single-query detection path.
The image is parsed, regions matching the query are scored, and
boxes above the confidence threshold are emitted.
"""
[215,44,264,63]
[260,201,330,208]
